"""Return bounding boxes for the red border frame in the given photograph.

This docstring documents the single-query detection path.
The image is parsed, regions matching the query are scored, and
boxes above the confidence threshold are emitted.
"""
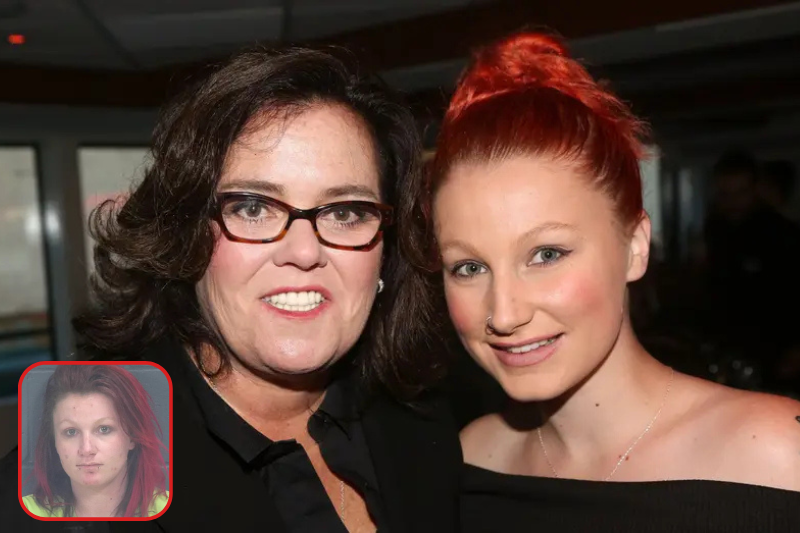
[16,360,174,521]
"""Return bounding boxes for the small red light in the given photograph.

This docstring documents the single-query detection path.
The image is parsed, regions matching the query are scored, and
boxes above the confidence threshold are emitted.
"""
[8,34,25,45]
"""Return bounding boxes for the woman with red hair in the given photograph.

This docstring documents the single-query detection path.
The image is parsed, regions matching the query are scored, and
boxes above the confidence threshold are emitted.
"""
[22,365,168,518]
[402,31,800,530]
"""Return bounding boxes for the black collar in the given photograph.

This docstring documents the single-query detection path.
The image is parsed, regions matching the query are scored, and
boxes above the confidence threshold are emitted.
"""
[174,340,361,464]
[80,335,462,533]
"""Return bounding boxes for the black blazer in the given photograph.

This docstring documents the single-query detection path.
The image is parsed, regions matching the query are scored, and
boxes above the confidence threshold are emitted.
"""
[0,339,462,532]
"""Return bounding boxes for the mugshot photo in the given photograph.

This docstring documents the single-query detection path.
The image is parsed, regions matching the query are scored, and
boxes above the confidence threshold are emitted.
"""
[18,363,171,519]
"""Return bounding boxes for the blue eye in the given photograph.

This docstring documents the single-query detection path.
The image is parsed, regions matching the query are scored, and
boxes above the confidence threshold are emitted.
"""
[530,247,568,265]
[64,428,77,437]
[98,426,112,434]
[452,262,487,279]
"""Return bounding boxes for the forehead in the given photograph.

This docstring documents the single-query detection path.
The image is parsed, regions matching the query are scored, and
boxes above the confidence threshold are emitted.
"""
[220,104,380,193]
[53,393,118,422]
[435,155,614,234]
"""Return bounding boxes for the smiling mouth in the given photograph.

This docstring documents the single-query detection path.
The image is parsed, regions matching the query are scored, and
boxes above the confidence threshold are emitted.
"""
[262,290,326,312]
[492,333,563,354]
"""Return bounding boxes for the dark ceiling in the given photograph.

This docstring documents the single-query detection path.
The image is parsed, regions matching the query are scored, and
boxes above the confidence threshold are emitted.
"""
[0,0,799,159]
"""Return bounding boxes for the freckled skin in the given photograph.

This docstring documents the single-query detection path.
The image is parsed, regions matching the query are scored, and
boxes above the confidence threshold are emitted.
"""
[53,393,135,492]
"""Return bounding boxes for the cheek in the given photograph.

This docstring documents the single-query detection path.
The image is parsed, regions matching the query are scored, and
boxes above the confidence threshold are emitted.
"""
[205,239,254,284]
[444,281,484,338]
[107,437,131,461]
[111,450,128,470]
[200,238,266,303]
[334,247,382,300]
[545,265,622,324]
[54,439,71,460]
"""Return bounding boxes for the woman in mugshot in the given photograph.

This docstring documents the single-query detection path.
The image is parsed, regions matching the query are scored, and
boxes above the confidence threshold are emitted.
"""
[1,45,460,532]
[22,365,168,518]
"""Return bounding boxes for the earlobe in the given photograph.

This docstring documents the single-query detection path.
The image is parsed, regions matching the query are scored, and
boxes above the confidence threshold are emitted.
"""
[626,213,651,282]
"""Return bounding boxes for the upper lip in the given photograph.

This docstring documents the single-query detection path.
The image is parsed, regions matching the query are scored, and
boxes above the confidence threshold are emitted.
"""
[262,285,332,301]
[490,333,563,349]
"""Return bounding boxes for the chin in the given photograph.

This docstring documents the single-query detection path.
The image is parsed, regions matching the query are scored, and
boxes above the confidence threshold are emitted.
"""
[503,386,554,404]
[273,362,333,376]
[495,373,569,404]
[258,351,341,378]
[73,476,103,487]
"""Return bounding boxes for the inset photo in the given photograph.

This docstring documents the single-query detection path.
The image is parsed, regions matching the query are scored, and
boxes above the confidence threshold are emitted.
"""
[17,362,172,520]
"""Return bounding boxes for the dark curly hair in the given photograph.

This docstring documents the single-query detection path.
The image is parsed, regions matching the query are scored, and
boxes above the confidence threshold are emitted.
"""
[73,46,449,400]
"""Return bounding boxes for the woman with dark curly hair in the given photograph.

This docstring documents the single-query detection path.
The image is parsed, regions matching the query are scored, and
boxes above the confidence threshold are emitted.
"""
[0,45,459,532]
[22,365,168,518]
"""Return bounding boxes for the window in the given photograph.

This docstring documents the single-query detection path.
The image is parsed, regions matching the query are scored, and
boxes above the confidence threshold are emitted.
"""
[78,147,150,274]
[640,146,664,260]
[0,147,52,392]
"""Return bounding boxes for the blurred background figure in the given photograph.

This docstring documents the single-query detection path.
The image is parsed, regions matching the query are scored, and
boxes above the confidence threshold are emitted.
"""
[707,149,762,223]
[759,159,798,223]
[702,149,800,394]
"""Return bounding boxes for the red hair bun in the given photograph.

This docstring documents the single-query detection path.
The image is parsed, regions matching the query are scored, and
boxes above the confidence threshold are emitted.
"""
[433,30,649,230]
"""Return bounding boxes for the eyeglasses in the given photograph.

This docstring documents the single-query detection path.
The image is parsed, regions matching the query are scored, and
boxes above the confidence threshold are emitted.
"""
[214,192,393,251]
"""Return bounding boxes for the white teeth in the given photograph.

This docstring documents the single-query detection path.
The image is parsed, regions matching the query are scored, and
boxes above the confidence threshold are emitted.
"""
[269,302,319,312]
[506,335,560,354]
[263,291,325,312]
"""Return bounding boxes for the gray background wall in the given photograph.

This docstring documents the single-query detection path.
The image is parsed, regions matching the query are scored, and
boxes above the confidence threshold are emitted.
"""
[19,363,170,495]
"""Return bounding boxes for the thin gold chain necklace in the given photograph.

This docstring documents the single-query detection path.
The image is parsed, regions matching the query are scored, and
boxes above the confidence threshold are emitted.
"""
[338,479,346,521]
[537,367,675,481]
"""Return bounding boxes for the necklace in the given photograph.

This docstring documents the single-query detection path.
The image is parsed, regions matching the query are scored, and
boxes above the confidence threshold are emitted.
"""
[537,367,675,481]
[339,479,346,521]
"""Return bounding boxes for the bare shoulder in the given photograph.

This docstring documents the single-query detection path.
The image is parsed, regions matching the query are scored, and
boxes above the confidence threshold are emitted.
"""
[460,413,519,470]
[694,384,800,491]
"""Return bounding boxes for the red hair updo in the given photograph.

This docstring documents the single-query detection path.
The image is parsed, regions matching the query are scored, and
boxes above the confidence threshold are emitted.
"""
[429,31,649,233]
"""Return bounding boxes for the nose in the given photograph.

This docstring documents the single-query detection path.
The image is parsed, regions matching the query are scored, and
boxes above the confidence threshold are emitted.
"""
[271,219,327,271]
[78,434,97,456]
[486,270,534,335]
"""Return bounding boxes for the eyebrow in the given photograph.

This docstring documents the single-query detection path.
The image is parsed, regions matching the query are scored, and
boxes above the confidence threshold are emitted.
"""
[57,417,116,426]
[219,180,379,202]
[516,222,577,246]
[439,238,482,258]
[320,184,379,202]
[218,179,284,196]
[439,222,577,256]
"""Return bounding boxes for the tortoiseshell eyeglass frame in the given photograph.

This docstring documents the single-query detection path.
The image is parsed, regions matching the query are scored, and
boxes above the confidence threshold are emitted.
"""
[213,192,394,251]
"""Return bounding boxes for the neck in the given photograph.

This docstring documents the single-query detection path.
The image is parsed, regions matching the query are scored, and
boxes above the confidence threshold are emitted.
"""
[522,318,673,466]
[193,347,330,441]
[72,473,128,517]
